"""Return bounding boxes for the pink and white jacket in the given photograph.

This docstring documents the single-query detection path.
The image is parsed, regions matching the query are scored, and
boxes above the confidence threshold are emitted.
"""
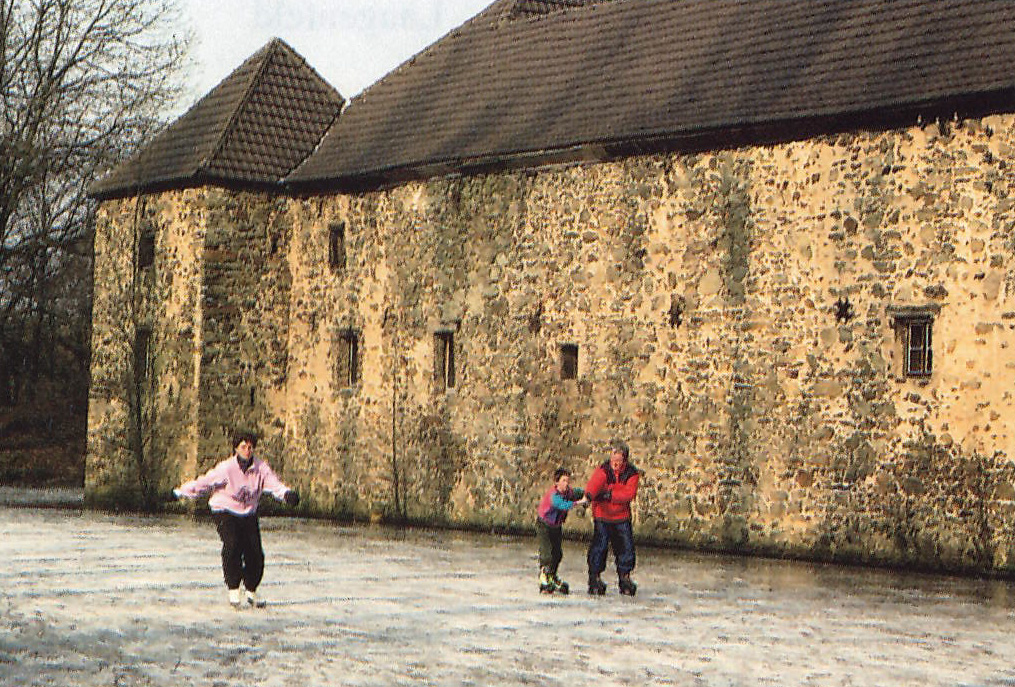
[174,455,292,516]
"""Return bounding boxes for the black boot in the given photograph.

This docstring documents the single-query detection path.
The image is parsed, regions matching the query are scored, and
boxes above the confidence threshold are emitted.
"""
[618,572,637,596]
[539,566,555,594]
[588,574,607,595]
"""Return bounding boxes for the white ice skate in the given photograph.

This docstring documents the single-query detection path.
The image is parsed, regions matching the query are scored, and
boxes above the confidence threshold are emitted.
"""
[246,590,266,608]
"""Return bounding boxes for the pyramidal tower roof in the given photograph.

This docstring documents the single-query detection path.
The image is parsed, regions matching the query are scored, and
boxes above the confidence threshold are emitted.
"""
[90,38,344,199]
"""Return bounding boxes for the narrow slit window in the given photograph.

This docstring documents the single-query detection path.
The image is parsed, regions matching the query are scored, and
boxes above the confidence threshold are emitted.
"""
[560,344,578,380]
[138,228,155,269]
[435,332,455,391]
[133,326,152,384]
[328,222,346,271]
[906,320,933,377]
[336,330,359,388]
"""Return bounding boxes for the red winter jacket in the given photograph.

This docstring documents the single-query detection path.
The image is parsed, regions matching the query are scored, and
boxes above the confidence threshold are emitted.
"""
[585,460,640,522]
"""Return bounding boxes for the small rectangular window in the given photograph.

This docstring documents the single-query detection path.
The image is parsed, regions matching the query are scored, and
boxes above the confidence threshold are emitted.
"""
[888,305,938,379]
[434,332,455,391]
[133,326,152,383]
[906,320,932,377]
[335,329,359,388]
[560,344,578,380]
[138,228,155,269]
[328,222,346,271]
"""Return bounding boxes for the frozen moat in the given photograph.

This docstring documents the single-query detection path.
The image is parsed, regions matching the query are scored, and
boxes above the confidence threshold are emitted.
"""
[2,503,1014,686]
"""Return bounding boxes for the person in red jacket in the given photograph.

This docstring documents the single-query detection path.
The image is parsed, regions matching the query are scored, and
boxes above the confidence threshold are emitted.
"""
[584,440,641,596]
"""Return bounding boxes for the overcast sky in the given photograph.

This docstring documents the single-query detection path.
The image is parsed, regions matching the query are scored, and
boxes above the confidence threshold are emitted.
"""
[178,0,492,104]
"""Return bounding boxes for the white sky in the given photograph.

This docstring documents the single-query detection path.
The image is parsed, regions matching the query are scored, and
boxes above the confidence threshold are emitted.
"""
[178,0,493,104]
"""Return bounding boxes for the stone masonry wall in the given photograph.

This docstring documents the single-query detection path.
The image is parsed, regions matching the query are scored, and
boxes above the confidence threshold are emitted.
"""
[194,191,292,473]
[87,192,205,505]
[86,189,296,503]
[87,113,1015,572]
[282,114,1015,574]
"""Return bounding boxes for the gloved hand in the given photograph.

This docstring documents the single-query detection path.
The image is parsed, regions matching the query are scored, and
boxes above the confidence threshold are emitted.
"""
[164,490,181,503]
[574,499,588,517]
[284,490,300,507]
[596,490,612,502]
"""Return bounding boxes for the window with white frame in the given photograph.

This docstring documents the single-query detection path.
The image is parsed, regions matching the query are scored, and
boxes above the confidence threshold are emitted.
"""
[888,305,938,378]
[904,319,933,377]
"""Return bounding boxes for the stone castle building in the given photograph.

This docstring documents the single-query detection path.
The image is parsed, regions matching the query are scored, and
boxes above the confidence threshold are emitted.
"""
[87,0,1015,574]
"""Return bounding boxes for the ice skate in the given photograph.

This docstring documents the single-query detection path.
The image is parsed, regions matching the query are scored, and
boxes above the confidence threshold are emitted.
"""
[539,567,555,594]
[246,590,266,608]
[618,573,637,596]
[228,588,242,608]
[587,574,607,595]
[550,573,570,595]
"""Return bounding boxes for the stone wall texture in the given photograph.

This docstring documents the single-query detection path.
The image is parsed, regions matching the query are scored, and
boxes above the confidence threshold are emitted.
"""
[87,114,1015,574]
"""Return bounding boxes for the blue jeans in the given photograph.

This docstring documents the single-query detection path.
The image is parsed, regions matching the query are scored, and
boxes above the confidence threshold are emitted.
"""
[587,519,635,577]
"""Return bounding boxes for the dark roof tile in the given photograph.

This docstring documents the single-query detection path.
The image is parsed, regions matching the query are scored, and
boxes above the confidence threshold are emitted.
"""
[90,39,344,199]
[288,0,1015,188]
[92,1,1015,197]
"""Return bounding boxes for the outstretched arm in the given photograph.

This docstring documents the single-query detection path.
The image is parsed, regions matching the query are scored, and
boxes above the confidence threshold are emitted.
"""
[550,492,582,511]
[260,462,297,505]
[174,464,228,500]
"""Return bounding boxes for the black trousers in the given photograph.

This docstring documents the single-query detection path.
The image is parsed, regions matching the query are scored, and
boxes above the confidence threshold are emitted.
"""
[536,520,563,574]
[214,512,264,591]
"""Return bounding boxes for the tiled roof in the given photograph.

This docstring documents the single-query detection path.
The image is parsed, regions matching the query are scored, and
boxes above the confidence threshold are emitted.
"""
[508,0,606,17]
[287,0,1015,189]
[90,39,344,199]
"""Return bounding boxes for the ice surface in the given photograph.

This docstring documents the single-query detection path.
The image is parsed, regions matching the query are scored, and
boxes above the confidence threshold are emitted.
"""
[1,505,1014,686]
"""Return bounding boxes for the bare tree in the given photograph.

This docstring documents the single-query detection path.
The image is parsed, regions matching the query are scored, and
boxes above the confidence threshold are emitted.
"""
[0,0,189,407]
[0,0,189,488]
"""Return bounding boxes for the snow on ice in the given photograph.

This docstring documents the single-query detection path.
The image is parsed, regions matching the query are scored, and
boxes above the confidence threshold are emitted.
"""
[1,503,1014,686]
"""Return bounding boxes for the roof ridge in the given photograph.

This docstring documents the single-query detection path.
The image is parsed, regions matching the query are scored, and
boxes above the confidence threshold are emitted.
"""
[271,38,346,109]
[507,0,612,19]
[351,2,511,105]
[199,38,283,176]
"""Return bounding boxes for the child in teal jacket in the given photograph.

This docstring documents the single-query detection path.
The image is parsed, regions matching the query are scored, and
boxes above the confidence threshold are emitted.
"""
[535,467,588,594]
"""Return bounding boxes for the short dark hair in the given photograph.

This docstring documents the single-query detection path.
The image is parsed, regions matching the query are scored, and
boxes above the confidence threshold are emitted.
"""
[610,440,629,460]
[232,430,258,450]
[553,467,571,482]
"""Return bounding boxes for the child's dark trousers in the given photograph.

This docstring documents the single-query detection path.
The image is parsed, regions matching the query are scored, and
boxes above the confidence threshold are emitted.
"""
[536,520,564,574]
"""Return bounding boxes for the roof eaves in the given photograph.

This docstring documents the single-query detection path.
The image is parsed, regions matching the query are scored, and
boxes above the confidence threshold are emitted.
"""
[90,169,294,202]
[286,85,1015,196]
[89,174,203,202]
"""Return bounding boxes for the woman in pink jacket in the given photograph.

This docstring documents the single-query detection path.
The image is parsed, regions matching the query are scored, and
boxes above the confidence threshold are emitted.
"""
[173,430,299,608]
